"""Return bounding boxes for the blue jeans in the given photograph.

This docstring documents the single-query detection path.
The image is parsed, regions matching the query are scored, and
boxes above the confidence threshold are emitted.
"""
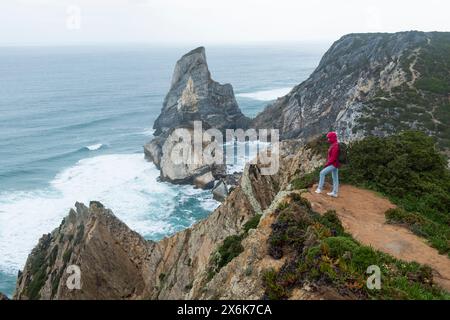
[318,165,339,194]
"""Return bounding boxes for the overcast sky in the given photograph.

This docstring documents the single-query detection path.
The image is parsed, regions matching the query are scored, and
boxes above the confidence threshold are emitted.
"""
[1,0,449,46]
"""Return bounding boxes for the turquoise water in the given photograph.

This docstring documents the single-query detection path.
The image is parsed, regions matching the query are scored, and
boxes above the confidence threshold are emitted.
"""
[0,44,326,297]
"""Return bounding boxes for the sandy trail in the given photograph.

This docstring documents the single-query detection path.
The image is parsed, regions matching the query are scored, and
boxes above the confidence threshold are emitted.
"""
[303,184,450,292]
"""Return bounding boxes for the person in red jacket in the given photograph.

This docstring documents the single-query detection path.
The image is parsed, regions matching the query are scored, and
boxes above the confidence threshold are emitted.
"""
[315,132,340,197]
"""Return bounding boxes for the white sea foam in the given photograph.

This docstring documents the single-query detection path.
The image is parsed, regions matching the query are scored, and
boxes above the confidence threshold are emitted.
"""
[237,87,292,101]
[0,153,218,275]
[224,140,271,174]
[85,143,103,151]
[141,128,155,137]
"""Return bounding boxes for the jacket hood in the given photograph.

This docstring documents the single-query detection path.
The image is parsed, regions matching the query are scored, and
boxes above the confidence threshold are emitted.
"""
[326,132,338,144]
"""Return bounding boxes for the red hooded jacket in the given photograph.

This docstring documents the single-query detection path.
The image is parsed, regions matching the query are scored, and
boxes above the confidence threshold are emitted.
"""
[325,132,340,168]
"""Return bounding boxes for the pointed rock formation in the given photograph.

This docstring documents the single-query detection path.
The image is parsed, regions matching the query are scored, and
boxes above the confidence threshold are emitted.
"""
[145,47,250,187]
[153,47,249,136]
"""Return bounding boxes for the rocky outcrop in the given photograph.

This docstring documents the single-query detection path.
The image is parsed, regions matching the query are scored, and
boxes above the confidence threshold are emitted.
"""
[0,292,9,300]
[212,179,228,202]
[145,47,250,187]
[14,201,153,300]
[155,126,226,187]
[153,47,250,136]
[253,31,450,149]
[14,153,287,299]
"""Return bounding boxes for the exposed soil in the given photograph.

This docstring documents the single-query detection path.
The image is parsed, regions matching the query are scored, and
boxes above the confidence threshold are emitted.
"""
[303,184,450,292]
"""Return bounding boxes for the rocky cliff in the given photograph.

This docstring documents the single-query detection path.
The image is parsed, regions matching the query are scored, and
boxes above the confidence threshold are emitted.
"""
[14,146,304,299]
[14,201,153,299]
[13,136,450,299]
[13,32,450,300]
[253,31,450,149]
[145,47,250,187]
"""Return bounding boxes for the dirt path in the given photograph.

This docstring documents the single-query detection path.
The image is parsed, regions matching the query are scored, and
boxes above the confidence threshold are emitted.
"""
[303,184,450,292]
[407,48,421,87]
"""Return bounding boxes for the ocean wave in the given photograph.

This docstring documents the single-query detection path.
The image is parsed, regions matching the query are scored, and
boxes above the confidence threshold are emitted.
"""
[85,143,103,151]
[237,87,292,101]
[49,117,114,133]
[223,140,271,174]
[141,128,155,137]
[0,153,218,275]
[31,144,105,164]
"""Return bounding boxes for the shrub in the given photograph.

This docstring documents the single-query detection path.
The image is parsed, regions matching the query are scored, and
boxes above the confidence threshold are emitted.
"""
[263,197,450,300]
[291,168,321,190]
[243,214,262,233]
[339,131,450,254]
[262,269,288,300]
[216,235,244,269]
[386,208,450,256]
[207,214,263,280]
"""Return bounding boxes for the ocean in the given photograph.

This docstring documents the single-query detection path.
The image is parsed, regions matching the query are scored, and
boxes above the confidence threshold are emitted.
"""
[0,43,326,297]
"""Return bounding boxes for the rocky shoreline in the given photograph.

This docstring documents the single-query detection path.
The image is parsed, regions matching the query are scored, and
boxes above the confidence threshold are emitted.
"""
[11,31,450,299]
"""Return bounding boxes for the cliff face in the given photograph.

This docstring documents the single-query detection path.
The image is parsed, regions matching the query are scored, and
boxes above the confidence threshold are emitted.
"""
[14,138,450,299]
[253,31,450,149]
[14,150,306,299]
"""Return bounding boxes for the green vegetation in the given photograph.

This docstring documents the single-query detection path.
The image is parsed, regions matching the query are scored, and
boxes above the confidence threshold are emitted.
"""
[51,269,63,298]
[243,214,262,233]
[347,132,450,253]
[413,33,450,95]
[27,263,48,300]
[207,214,262,280]
[355,33,450,148]
[291,132,450,255]
[212,235,244,271]
[416,77,450,94]
[263,195,450,300]
[26,237,52,300]
[62,248,73,264]
[386,208,450,255]
[356,90,437,137]
[291,168,321,190]
[338,131,450,256]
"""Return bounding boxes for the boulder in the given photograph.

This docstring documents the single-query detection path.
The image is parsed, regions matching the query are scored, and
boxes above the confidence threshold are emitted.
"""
[212,179,228,202]
[193,171,215,189]
[144,136,164,168]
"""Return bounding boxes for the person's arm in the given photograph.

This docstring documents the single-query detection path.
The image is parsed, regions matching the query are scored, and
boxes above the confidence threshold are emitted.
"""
[325,144,338,167]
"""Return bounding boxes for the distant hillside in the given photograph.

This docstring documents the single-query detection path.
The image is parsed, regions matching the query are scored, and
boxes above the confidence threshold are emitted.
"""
[253,31,450,149]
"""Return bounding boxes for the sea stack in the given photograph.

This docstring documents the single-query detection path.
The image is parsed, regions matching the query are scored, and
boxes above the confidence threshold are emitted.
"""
[145,47,250,188]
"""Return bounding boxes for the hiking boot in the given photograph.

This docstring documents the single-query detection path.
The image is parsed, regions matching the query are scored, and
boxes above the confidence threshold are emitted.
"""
[315,189,322,194]
[327,192,338,198]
